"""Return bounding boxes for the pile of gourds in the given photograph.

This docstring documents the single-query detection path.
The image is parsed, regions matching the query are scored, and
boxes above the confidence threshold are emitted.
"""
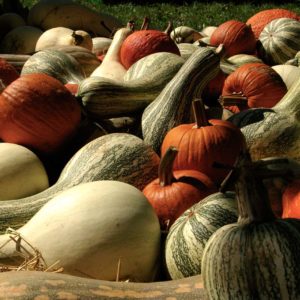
[0,1,300,298]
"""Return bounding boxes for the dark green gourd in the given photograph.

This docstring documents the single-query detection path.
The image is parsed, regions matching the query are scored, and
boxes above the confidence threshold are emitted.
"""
[0,133,160,233]
[142,46,222,154]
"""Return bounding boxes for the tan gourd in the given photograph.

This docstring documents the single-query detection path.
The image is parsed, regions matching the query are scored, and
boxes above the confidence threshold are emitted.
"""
[90,24,133,82]
[35,27,93,52]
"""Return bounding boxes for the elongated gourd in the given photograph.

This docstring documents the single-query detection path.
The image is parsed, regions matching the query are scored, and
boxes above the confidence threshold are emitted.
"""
[142,46,222,153]
[228,74,300,161]
[90,25,132,82]
[0,133,160,233]
[78,52,185,119]
[0,271,207,299]
[0,181,161,282]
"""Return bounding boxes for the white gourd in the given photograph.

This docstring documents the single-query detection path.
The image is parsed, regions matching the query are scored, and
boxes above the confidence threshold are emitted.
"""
[0,181,161,282]
[0,143,49,200]
[272,64,300,89]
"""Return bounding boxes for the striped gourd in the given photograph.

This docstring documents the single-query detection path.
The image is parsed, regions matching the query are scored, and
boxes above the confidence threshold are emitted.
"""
[228,72,300,161]
[202,153,300,299]
[0,133,160,234]
[78,52,185,119]
[165,192,238,279]
[21,49,85,84]
[258,17,300,65]
[0,271,207,299]
[142,46,222,154]
[220,54,263,74]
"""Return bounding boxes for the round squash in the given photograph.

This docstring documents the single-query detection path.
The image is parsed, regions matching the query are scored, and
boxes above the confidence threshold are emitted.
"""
[0,180,161,282]
[0,143,49,200]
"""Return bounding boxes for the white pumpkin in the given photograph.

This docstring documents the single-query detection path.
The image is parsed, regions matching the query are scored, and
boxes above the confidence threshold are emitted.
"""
[0,181,161,282]
[0,143,49,200]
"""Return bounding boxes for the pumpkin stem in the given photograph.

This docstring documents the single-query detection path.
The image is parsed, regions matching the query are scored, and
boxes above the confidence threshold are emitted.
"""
[219,94,248,109]
[164,21,173,35]
[158,146,178,187]
[192,98,209,128]
[234,151,276,225]
[140,17,150,30]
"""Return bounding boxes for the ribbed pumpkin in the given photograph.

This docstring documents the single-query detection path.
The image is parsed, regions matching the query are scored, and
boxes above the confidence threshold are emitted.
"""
[209,20,256,57]
[120,22,180,69]
[246,8,300,39]
[165,191,238,279]
[160,99,246,185]
[282,179,300,219]
[202,152,300,299]
[220,62,287,113]
[0,58,19,87]
[258,18,300,65]
[0,73,82,155]
[143,146,217,230]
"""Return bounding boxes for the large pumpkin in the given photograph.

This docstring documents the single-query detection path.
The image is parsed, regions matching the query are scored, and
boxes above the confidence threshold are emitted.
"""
[246,8,300,39]
[209,20,256,57]
[0,73,81,155]
[220,62,287,113]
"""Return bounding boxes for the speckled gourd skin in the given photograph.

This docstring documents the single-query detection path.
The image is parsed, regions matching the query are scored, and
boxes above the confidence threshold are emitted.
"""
[0,133,160,234]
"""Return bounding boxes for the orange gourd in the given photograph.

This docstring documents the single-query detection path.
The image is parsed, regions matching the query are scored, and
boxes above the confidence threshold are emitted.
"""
[0,73,81,155]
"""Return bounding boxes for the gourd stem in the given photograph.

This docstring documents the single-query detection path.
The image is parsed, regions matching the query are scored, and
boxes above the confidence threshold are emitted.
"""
[219,94,248,108]
[158,146,178,187]
[164,21,173,35]
[140,17,150,30]
[235,152,276,225]
[192,98,209,128]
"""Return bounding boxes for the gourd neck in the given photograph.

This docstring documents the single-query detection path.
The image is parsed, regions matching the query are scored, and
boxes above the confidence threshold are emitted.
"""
[158,146,178,186]
[233,152,276,225]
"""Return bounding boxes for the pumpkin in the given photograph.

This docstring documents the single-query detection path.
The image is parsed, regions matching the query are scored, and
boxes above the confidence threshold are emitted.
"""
[27,0,123,38]
[0,25,43,54]
[209,20,256,57]
[91,23,133,82]
[21,49,85,84]
[143,146,217,230]
[0,57,19,86]
[0,181,161,282]
[0,73,82,155]
[120,20,180,70]
[282,179,300,219]
[142,46,222,154]
[0,133,160,233]
[35,27,93,52]
[165,191,238,279]
[246,8,300,39]
[272,64,300,90]
[227,71,300,161]
[161,99,246,185]
[258,18,300,65]
[0,271,207,299]
[202,152,300,299]
[220,62,287,113]
[0,143,49,200]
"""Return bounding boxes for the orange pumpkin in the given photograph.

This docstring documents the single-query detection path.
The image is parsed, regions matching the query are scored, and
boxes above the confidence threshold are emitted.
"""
[220,62,287,113]
[246,8,300,39]
[143,146,217,230]
[0,58,19,87]
[282,180,300,219]
[160,99,246,185]
[210,20,256,57]
[120,25,180,69]
[0,73,81,155]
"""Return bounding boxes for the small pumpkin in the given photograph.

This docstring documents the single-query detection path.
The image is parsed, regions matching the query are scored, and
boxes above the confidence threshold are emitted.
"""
[120,19,180,70]
[161,99,246,185]
[143,146,217,230]
[209,20,256,57]
[0,73,82,155]
[220,62,287,113]
[246,8,300,39]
